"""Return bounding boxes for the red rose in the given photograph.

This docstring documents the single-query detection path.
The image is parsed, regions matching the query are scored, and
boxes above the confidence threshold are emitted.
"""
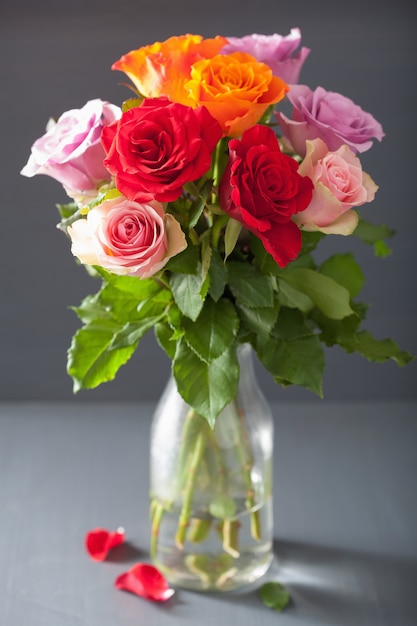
[102,97,222,203]
[219,125,313,267]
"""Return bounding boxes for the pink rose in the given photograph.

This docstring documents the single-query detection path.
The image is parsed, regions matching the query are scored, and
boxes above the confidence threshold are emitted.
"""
[221,28,310,84]
[21,99,121,202]
[294,139,378,234]
[276,85,384,156]
[67,196,187,278]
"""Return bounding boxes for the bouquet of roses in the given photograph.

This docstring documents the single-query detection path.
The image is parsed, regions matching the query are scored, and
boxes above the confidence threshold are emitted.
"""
[21,30,412,426]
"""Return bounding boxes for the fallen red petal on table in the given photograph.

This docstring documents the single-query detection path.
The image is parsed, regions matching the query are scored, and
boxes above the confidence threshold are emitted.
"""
[115,563,175,602]
[85,527,125,561]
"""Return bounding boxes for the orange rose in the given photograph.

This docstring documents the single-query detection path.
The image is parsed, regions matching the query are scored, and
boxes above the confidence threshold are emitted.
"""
[185,52,289,137]
[112,34,227,105]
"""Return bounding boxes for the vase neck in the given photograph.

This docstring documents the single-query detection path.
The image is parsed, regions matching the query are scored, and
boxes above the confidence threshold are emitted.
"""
[237,343,255,387]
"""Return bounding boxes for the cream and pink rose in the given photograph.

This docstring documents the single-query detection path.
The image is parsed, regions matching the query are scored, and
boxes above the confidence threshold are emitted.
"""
[68,197,187,278]
[21,99,121,202]
[276,85,384,156]
[221,28,310,84]
[294,139,378,234]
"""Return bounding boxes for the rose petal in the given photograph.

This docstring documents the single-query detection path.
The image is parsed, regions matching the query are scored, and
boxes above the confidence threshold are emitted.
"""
[115,563,175,602]
[85,527,125,561]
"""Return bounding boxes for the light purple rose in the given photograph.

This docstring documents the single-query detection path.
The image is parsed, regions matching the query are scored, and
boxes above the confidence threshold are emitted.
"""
[276,85,385,156]
[21,99,121,202]
[221,28,310,84]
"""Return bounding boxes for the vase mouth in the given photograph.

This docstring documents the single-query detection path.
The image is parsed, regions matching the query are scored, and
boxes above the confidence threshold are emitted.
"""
[237,342,253,363]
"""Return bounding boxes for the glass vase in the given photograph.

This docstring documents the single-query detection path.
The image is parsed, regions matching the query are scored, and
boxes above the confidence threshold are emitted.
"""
[149,344,274,591]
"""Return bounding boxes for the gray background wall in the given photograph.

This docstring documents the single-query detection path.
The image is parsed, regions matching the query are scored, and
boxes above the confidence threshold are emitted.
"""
[1,0,416,403]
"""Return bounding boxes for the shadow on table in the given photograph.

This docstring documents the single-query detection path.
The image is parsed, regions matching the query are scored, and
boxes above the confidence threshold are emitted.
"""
[105,541,145,564]
[212,539,417,626]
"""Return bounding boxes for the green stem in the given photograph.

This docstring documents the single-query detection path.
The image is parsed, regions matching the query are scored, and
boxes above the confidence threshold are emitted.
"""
[222,519,240,558]
[152,273,171,290]
[175,428,207,549]
[230,403,262,541]
[211,137,229,204]
[183,180,200,197]
[207,425,226,496]
[211,141,221,205]
[149,410,199,560]
[212,214,229,249]
[176,409,201,490]
[187,517,212,543]
[189,228,200,245]
[150,499,166,560]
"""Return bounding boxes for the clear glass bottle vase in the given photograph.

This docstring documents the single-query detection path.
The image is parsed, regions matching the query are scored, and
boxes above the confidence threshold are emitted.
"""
[149,344,274,591]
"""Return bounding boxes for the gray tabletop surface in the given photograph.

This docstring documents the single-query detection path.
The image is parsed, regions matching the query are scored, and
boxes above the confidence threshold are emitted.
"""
[1,401,416,626]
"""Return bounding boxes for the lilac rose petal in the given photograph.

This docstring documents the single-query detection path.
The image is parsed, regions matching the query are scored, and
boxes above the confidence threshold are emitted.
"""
[276,85,385,155]
[222,28,310,84]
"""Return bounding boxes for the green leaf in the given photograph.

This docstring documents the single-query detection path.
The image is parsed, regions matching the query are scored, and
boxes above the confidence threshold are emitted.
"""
[167,304,183,334]
[341,331,414,366]
[256,330,325,397]
[313,302,368,346]
[224,218,242,260]
[188,178,213,228]
[227,261,274,308]
[164,243,200,274]
[95,267,161,297]
[109,315,164,350]
[67,319,137,391]
[71,293,112,323]
[56,202,84,231]
[236,299,280,340]
[320,253,364,298]
[86,187,122,211]
[287,251,317,269]
[208,248,227,302]
[99,281,169,324]
[122,97,144,111]
[183,297,240,363]
[301,230,325,254]
[99,287,145,323]
[258,104,274,125]
[136,288,171,316]
[200,233,212,299]
[277,279,314,313]
[154,322,177,360]
[354,218,395,244]
[272,306,314,341]
[374,240,392,258]
[279,268,354,319]
[259,582,291,612]
[353,218,394,256]
[173,341,239,427]
[209,495,236,519]
[56,201,79,220]
[169,269,204,321]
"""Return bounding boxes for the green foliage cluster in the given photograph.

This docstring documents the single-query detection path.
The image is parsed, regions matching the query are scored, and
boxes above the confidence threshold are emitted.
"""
[65,182,412,427]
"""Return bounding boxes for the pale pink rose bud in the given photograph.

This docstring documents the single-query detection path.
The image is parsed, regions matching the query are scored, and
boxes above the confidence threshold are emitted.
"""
[68,197,187,278]
[295,139,378,234]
